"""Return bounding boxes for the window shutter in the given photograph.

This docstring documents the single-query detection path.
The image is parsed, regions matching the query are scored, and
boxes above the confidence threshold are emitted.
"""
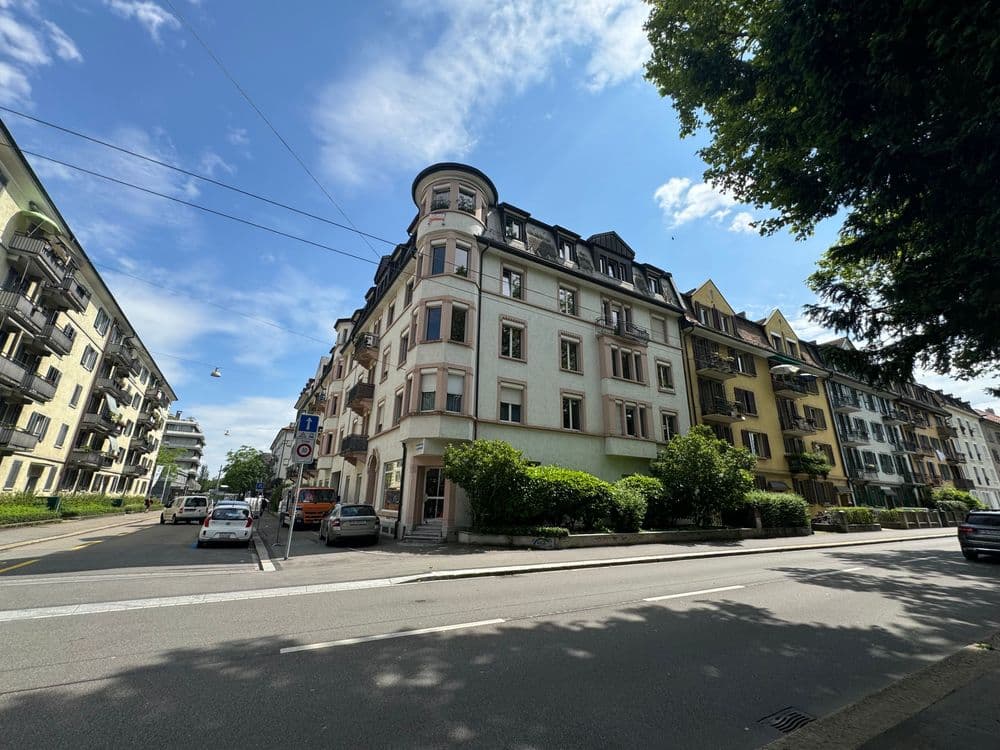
[761,433,771,459]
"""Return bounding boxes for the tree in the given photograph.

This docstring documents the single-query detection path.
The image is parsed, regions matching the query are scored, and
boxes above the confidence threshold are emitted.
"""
[197,465,210,485]
[443,440,530,528]
[645,0,1000,392]
[649,426,756,527]
[221,446,272,496]
[155,447,185,489]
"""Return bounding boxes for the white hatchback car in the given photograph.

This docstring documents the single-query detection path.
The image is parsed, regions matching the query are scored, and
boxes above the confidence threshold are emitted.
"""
[197,504,253,547]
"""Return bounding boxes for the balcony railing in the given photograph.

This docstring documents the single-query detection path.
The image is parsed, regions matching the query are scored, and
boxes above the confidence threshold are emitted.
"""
[38,323,75,356]
[106,341,140,374]
[946,452,967,464]
[882,410,912,426]
[121,464,145,477]
[20,371,57,403]
[839,428,870,446]
[771,375,818,398]
[781,416,819,436]
[0,353,29,390]
[94,377,130,403]
[954,477,975,490]
[900,439,919,453]
[700,398,744,423]
[595,317,650,344]
[354,332,380,368]
[6,233,69,283]
[936,423,958,438]
[915,442,935,457]
[830,392,862,412]
[346,381,375,415]
[339,434,368,464]
[694,353,737,379]
[0,424,38,453]
[0,290,47,334]
[41,273,90,313]
[68,448,112,469]
[131,437,155,454]
[81,411,117,435]
[847,464,880,480]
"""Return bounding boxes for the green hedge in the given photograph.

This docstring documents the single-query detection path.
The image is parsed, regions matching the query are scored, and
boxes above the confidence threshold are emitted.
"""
[726,491,809,528]
[475,526,570,538]
[609,485,647,533]
[931,487,984,510]
[0,504,59,524]
[526,466,614,531]
[935,500,969,513]
[876,509,901,524]
[840,507,875,525]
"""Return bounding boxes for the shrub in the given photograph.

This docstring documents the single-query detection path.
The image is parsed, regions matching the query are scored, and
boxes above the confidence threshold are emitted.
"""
[840,507,875,525]
[0,491,43,506]
[123,503,146,513]
[526,466,614,531]
[935,499,971,514]
[650,425,756,527]
[60,503,118,518]
[609,485,647,532]
[444,440,531,527]
[0,504,58,524]
[877,509,901,524]
[931,487,983,510]
[475,526,570,538]
[737,491,809,528]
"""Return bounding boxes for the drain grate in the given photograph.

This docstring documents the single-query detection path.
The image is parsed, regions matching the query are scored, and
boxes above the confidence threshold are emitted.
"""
[758,706,816,734]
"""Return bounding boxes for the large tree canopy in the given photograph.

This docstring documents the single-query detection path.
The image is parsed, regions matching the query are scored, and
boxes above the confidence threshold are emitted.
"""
[221,445,272,495]
[645,0,1000,390]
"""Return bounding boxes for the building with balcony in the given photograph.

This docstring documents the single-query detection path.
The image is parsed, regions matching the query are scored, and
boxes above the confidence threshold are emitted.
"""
[680,282,848,507]
[295,163,691,541]
[269,422,296,483]
[978,409,1000,507]
[149,412,205,497]
[0,117,174,496]
[936,393,998,508]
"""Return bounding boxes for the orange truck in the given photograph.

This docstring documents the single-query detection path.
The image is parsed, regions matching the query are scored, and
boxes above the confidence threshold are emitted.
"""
[279,487,339,527]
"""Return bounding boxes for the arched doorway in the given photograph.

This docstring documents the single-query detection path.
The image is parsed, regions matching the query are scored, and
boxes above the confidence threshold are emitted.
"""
[364,452,379,506]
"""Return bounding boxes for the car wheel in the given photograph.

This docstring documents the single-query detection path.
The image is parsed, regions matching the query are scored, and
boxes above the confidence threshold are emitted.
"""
[370,534,380,545]
[196,540,204,548]
[962,549,979,561]
[159,514,164,525]
[171,516,179,525]
[324,532,335,547]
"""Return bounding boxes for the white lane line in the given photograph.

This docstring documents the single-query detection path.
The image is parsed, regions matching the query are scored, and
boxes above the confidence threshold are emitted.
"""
[643,585,745,602]
[841,566,866,573]
[0,578,397,622]
[280,619,506,654]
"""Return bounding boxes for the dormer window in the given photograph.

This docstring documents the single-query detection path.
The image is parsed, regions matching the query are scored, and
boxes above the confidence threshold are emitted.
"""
[504,215,523,241]
[558,239,577,264]
[431,185,450,211]
[599,256,624,280]
[771,333,783,353]
[786,340,799,358]
[647,276,662,295]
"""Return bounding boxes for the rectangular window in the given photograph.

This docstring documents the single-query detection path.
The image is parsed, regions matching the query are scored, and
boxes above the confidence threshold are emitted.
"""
[770,334,783,353]
[424,306,442,341]
[404,281,414,306]
[656,362,674,391]
[499,385,523,423]
[454,244,469,276]
[3,460,22,490]
[734,351,757,376]
[446,373,464,413]
[399,332,409,364]
[806,406,827,430]
[558,287,577,315]
[429,245,446,275]
[611,347,620,378]
[95,308,111,336]
[387,304,395,326]
[392,390,403,425]
[431,185,449,210]
[419,373,436,412]
[816,443,836,466]
[562,396,582,431]
[647,276,662,295]
[69,384,83,407]
[560,338,580,373]
[381,347,391,381]
[742,430,771,458]
[54,423,69,448]
[375,402,384,433]
[457,186,476,214]
[872,423,886,442]
[381,460,402,510]
[623,404,638,437]
[786,340,798,358]
[43,466,56,491]
[504,215,523,240]
[500,323,523,360]
[620,352,632,380]
[558,239,576,263]
[81,345,98,371]
[734,388,757,415]
[661,411,679,441]
[501,268,523,299]
[879,454,894,474]
[450,307,467,343]
[26,413,51,442]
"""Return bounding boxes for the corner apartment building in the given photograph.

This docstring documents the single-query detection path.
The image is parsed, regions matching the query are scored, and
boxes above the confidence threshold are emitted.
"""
[269,422,295,483]
[150,412,204,495]
[679,281,848,506]
[979,409,1000,507]
[0,119,174,496]
[936,393,998,508]
[300,163,691,540]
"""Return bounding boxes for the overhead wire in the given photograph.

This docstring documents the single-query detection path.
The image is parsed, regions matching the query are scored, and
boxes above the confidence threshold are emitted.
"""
[160,0,384,260]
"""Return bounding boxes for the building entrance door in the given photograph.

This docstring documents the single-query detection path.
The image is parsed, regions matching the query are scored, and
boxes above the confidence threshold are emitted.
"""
[422,467,445,521]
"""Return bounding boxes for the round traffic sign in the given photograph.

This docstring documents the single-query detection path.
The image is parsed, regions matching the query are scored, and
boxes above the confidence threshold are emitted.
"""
[295,442,313,459]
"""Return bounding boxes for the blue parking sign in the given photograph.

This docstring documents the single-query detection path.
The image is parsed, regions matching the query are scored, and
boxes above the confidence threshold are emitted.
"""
[255,481,264,492]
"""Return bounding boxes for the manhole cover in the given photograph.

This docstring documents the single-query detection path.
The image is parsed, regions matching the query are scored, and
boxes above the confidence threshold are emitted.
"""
[758,706,815,734]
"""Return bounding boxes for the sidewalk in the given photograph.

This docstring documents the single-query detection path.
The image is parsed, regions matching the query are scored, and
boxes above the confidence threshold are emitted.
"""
[253,511,956,584]
[0,512,158,551]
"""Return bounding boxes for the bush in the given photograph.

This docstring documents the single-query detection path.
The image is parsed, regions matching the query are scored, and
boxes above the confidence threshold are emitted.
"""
[935,499,971,513]
[444,440,531,527]
[609,485,647,532]
[736,491,809,528]
[840,507,875,525]
[931,487,984,510]
[123,503,146,513]
[475,526,570,538]
[877,509,901,524]
[0,504,58,524]
[526,466,614,531]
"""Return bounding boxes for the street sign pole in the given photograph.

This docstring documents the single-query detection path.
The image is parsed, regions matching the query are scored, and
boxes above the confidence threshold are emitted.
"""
[284,463,304,560]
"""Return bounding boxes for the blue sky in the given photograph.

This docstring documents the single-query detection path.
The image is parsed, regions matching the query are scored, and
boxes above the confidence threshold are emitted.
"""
[1,0,995,473]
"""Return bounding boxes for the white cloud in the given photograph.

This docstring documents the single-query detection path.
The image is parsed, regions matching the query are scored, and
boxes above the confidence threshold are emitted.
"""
[226,127,249,146]
[728,211,756,234]
[103,0,179,44]
[0,60,31,104]
[44,21,82,62]
[784,313,839,343]
[198,150,235,178]
[654,178,739,226]
[914,369,1000,413]
[0,12,50,65]
[314,0,651,183]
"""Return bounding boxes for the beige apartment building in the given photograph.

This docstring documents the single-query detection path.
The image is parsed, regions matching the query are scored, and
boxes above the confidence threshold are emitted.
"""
[299,163,691,541]
[0,119,173,496]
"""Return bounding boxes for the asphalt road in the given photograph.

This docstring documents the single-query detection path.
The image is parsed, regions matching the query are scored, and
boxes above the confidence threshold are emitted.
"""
[2,536,998,749]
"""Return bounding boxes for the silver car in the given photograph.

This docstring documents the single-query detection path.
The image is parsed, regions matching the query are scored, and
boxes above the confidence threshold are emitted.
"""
[318,504,380,546]
[198,504,253,547]
[958,510,1000,561]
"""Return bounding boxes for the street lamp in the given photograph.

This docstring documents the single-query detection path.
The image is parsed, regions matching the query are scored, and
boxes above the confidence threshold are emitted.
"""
[210,367,222,378]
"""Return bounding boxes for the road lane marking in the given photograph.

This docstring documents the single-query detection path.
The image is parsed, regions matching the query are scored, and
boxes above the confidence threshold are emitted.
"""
[0,559,40,575]
[280,619,507,654]
[70,541,102,550]
[643,585,745,602]
[841,566,866,573]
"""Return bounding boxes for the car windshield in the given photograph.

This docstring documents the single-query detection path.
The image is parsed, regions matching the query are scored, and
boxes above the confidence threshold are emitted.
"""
[212,508,248,521]
[968,513,1000,527]
[341,505,376,517]
[187,498,207,507]
[298,488,338,504]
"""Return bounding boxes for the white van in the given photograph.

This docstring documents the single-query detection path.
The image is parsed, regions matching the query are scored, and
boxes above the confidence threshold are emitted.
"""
[160,495,209,524]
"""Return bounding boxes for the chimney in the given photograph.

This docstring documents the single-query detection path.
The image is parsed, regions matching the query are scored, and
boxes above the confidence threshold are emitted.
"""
[987,408,996,416]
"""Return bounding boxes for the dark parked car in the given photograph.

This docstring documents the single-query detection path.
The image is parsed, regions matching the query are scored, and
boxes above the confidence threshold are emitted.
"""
[958,510,1000,561]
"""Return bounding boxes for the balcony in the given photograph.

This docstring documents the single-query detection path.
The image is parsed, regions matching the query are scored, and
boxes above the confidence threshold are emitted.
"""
[771,375,817,398]
[106,341,140,374]
[68,448,112,469]
[40,274,90,313]
[6,233,69,284]
[0,354,29,390]
[81,411,118,435]
[936,422,959,439]
[830,392,862,412]
[700,398,744,423]
[339,434,368,464]
[26,322,76,356]
[926,475,944,487]
[354,332,380,368]
[346,382,375,415]
[946,452,967,464]
[915,442,935,457]
[839,428,870,446]
[94,377,130,403]
[19,371,57,403]
[0,424,38,454]
[781,416,819,436]
[694,353,737,380]
[0,290,47,335]
[131,437,156,455]
[847,464,881,481]
[595,317,650,345]
[954,477,975,490]
[121,464,146,478]
[136,410,156,429]
[883,410,911,426]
